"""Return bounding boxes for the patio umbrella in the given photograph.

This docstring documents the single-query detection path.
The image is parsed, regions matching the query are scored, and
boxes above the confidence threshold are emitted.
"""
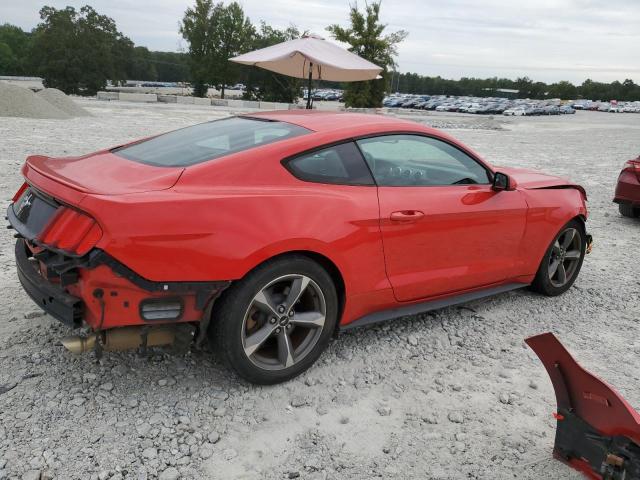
[230,34,383,109]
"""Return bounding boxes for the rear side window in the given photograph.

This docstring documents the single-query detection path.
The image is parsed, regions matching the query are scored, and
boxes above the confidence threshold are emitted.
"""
[286,142,375,186]
[113,117,310,167]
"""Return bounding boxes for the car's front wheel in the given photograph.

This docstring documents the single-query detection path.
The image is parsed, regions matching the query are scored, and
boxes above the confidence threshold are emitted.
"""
[619,203,639,218]
[210,255,338,384]
[530,219,586,296]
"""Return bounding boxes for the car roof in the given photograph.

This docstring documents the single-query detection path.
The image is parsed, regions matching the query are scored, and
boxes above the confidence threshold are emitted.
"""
[245,110,429,135]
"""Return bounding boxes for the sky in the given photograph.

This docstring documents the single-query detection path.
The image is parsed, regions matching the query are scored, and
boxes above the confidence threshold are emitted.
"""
[3,0,640,84]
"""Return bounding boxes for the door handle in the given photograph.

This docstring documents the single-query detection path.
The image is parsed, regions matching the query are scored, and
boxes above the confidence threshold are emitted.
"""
[390,210,425,222]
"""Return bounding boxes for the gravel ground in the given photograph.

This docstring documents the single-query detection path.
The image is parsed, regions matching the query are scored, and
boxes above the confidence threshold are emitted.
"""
[1,100,639,480]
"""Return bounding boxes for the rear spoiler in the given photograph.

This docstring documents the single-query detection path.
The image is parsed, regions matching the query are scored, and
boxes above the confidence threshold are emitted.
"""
[526,333,640,479]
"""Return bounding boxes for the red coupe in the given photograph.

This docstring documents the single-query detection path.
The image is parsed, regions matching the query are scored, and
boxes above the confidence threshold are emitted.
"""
[8,111,591,384]
[614,156,640,218]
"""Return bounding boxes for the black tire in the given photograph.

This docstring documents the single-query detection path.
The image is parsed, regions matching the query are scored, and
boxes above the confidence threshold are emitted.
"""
[619,203,639,218]
[530,219,586,296]
[210,255,338,384]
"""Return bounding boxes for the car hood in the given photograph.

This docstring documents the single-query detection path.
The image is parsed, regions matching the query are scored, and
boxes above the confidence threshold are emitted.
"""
[497,166,586,196]
[24,152,184,195]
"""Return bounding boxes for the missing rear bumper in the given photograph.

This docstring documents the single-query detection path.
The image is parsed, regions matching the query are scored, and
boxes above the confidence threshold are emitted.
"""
[15,239,83,327]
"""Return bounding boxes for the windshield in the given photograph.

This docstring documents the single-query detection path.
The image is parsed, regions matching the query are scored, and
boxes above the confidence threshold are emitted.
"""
[113,117,310,167]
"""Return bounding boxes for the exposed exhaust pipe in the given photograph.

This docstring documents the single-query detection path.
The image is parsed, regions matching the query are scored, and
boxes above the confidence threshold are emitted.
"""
[62,326,176,354]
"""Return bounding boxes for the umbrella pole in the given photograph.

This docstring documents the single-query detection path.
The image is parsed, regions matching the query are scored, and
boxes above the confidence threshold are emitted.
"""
[306,62,313,109]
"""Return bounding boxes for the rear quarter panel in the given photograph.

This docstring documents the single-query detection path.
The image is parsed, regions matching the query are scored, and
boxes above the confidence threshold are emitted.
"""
[79,182,387,299]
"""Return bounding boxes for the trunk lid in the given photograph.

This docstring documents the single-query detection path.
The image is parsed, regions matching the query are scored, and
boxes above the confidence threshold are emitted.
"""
[25,152,184,195]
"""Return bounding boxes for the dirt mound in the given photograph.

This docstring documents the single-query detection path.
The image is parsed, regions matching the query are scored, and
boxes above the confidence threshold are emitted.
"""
[0,82,70,119]
[37,88,90,117]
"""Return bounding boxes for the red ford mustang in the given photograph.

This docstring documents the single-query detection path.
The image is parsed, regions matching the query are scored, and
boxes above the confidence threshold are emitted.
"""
[8,111,591,384]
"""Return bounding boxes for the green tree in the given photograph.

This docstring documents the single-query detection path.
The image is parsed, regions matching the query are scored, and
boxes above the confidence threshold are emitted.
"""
[0,24,32,75]
[240,22,301,103]
[126,46,158,81]
[515,77,533,98]
[327,2,407,108]
[547,80,577,99]
[148,51,191,82]
[29,5,133,95]
[210,2,254,98]
[181,1,254,98]
[180,0,215,96]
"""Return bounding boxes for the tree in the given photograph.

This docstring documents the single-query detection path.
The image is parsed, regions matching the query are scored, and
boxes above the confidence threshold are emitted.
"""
[210,2,254,98]
[548,80,577,99]
[327,2,407,108]
[0,24,32,75]
[147,51,191,83]
[515,76,533,98]
[180,0,215,96]
[240,22,301,103]
[126,46,158,81]
[29,5,133,95]
[181,1,254,98]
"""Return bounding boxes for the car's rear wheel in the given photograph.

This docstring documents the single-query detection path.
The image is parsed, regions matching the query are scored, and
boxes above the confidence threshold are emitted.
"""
[619,203,639,218]
[531,219,586,296]
[210,255,338,384]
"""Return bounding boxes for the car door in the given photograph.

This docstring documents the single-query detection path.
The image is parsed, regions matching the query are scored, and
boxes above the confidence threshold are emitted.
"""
[356,134,528,302]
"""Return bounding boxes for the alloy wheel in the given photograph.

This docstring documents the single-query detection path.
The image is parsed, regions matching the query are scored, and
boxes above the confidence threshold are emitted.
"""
[241,274,326,371]
[548,228,582,287]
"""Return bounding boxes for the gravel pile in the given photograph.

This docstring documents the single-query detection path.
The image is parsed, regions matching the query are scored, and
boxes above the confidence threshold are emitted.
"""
[0,102,638,479]
[0,82,70,119]
[37,88,90,117]
[0,83,89,120]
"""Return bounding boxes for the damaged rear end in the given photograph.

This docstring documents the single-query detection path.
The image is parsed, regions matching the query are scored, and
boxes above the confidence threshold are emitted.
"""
[7,154,229,354]
[526,333,640,479]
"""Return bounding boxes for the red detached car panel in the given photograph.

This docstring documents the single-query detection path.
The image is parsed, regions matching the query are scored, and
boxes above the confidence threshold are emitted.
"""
[527,333,640,479]
[7,111,591,383]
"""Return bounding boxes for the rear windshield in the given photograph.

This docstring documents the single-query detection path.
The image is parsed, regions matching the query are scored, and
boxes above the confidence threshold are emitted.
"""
[113,117,310,167]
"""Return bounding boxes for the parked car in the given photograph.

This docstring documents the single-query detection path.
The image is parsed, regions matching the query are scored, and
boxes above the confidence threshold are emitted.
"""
[7,112,591,384]
[613,156,640,217]
[503,107,526,116]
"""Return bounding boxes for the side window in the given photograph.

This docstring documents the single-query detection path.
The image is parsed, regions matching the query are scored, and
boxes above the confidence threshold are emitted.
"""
[286,142,375,186]
[356,134,491,186]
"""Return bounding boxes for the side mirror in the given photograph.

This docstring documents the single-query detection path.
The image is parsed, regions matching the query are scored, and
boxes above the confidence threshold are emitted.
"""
[492,172,511,191]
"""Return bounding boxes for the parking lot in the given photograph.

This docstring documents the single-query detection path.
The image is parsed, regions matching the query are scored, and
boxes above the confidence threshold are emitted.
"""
[0,100,639,480]
[383,93,640,115]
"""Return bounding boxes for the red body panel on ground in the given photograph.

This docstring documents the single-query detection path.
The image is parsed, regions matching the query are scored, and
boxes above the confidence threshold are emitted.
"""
[527,333,640,479]
[10,111,588,331]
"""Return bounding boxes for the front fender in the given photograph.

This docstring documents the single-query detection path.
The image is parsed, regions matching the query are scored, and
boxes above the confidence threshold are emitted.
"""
[518,187,588,275]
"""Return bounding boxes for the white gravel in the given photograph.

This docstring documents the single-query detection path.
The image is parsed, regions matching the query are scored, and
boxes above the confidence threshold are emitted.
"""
[1,100,639,480]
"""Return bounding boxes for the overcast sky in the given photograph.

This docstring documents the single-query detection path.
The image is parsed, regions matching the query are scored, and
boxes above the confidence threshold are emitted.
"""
[3,0,640,83]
